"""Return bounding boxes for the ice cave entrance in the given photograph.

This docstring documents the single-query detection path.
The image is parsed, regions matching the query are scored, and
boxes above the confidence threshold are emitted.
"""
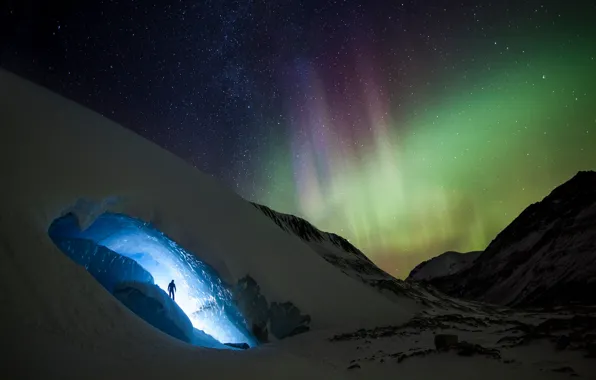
[48,212,257,350]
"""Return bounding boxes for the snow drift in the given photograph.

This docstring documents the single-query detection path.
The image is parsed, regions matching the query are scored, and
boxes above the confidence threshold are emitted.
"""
[0,69,419,378]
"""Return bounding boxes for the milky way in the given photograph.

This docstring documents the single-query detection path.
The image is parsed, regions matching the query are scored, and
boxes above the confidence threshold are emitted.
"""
[2,0,595,276]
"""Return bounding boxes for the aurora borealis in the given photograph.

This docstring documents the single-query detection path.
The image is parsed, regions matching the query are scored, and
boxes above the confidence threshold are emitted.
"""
[2,0,596,277]
[260,38,596,276]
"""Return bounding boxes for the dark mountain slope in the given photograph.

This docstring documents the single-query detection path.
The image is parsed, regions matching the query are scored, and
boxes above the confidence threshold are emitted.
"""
[408,171,596,307]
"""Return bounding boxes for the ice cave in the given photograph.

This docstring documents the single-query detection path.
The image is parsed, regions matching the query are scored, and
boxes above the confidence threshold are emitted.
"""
[48,212,257,350]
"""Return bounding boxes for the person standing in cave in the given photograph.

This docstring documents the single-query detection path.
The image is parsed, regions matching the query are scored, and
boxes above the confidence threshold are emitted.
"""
[168,280,176,301]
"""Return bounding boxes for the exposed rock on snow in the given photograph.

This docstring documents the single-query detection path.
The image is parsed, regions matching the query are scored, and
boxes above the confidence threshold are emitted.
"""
[408,171,596,307]
[434,334,458,350]
[352,340,500,365]
[454,341,501,359]
[224,343,250,350]
[233,275,311,342]
[280,305,596,379]
[251,203,369,260]
[495,311,596,359]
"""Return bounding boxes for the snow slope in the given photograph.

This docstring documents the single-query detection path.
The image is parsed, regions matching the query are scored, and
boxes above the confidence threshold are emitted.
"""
[407,251,482,282]
[0,69,418,378]
[408,171,596,307]
[251,204,495,313]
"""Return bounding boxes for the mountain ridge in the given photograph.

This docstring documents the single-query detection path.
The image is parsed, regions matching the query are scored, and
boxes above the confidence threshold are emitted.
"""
[406,170,596,307]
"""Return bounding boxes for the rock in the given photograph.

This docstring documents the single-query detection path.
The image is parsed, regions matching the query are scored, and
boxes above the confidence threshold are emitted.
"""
[224,342,250,350]
[233,276,311,341]
[552,366,574,373]
[585,343,596,358]
[434,334,459,350]
[455,341,501,360]
[251,323,269,343]
[552,366,578,377]
[457,342,477,356]
[556,335,571,350]
[347,363,361,370]
[269,301,311,338]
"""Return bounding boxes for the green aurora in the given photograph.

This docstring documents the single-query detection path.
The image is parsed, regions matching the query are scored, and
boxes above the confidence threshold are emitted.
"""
[258,40,596,278]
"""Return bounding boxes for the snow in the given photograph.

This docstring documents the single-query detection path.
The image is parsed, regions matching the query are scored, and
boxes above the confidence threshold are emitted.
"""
[273,306,596,379]
[0,69,416,378]
[407,251,482,282]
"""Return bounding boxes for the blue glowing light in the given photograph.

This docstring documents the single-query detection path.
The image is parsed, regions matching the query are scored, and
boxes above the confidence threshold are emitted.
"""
[49,213,256,348]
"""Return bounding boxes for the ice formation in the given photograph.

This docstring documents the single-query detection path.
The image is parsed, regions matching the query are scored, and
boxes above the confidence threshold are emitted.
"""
[49,212,256,347]
[113,281,195,344]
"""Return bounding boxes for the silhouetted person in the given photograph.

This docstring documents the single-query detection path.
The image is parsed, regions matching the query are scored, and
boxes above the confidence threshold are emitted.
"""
[168,280,176,301]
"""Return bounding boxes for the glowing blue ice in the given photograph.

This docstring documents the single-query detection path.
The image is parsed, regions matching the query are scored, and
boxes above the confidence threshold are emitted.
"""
[49,213,256,347]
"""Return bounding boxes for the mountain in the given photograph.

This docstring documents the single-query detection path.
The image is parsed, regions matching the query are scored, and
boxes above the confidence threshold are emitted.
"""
[250,203,481,311]
[407,171,596,307]
[408,251,482,282]
[251,203,401,286]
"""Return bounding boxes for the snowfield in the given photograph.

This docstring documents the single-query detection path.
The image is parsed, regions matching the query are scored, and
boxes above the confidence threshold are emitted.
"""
[1,69,595,379]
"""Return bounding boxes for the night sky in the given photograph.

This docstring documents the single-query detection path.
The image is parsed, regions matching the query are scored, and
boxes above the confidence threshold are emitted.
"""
[2,0,595,277]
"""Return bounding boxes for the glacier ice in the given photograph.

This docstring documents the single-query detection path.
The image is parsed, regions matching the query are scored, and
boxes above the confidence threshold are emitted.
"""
[49,212,257,348]
[53,236,155,293]
[113,281,195,343]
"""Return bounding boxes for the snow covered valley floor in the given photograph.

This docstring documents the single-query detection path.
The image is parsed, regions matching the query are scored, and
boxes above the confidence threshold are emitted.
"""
[277,305,596,379]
